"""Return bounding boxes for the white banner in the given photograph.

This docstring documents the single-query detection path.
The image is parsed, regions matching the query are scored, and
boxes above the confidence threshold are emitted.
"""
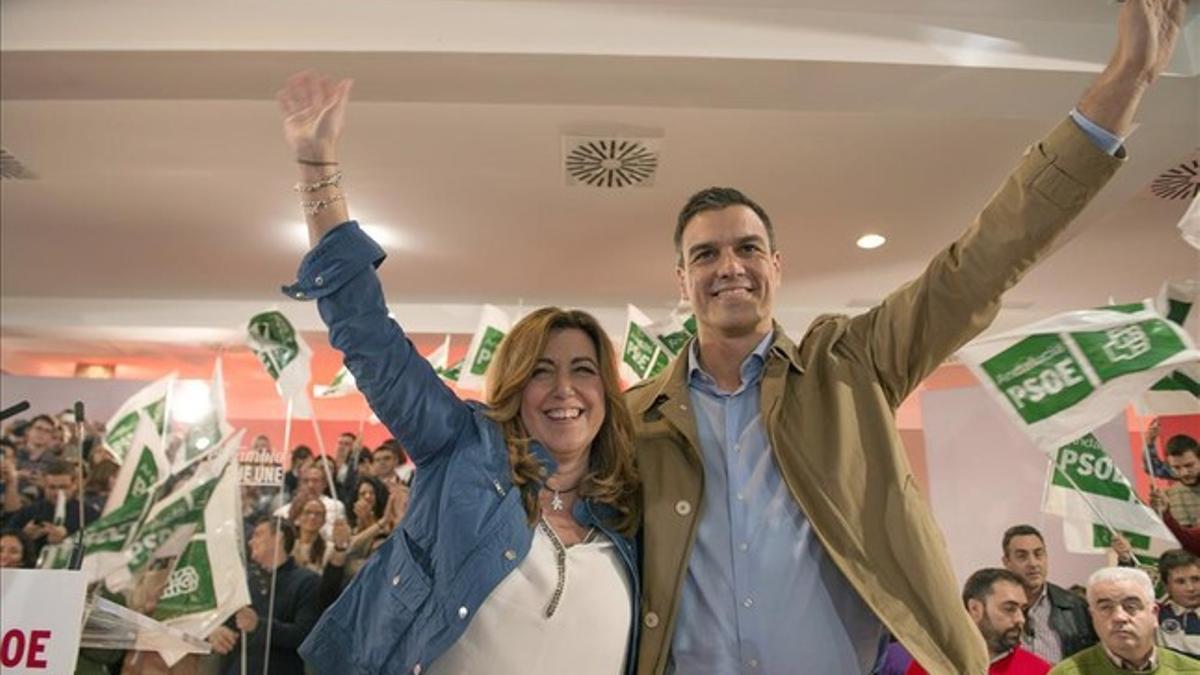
[0,569,88,674]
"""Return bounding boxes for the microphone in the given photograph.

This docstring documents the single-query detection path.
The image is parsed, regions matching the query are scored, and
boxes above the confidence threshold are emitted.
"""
[0,400,30,422]
[73,400,87,570]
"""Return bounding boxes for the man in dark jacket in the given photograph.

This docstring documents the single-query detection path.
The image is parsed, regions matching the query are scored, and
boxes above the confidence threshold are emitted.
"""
[212,517,319,675]
[1002,525,1097,663]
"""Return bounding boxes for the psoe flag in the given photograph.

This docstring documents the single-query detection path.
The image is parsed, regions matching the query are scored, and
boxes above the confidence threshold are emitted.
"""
[1042,415,1178,557]
[314,365,357,399]
[247,310,313,418]
[104,373,175,464]
[959,300,1200,453]
[456,305,511,393]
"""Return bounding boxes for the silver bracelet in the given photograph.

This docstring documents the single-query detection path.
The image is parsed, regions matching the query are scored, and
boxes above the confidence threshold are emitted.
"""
[300,192,345,215]
[293,170,343,193]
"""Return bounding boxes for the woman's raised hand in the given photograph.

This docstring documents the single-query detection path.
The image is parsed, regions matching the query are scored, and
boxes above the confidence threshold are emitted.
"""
[276,71,353,162]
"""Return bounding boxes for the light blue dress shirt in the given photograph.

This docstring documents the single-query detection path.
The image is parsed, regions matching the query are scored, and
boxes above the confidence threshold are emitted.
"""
[670,333,884,675]
[667,108,1123,675]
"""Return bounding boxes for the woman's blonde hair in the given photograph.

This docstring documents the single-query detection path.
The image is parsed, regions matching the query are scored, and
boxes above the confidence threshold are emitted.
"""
[485,307,640,536]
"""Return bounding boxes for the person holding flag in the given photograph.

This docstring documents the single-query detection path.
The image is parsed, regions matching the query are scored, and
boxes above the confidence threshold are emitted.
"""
[275,70,642,675]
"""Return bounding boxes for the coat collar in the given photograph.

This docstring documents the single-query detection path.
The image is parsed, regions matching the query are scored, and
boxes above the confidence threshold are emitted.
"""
[633,321,803,417]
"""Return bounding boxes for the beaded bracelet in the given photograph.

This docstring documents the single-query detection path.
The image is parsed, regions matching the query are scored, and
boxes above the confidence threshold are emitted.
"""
[300,192,345,216]
[293,169,343,193]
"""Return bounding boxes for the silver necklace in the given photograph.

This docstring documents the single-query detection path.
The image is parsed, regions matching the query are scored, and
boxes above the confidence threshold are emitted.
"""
[545,482,580,511]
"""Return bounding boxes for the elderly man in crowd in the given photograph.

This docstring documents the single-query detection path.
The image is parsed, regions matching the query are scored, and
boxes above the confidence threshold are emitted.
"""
[1050,567,1200,674]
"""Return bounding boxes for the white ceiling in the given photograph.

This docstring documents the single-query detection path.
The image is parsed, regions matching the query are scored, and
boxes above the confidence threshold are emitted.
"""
[1,0,1198,364]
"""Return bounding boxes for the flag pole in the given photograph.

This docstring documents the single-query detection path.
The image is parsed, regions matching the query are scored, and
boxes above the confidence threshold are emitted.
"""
[263,514,282,675]
[306,399,339,499]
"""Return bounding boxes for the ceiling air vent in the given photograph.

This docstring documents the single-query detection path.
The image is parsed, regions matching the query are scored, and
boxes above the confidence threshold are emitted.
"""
[0,147,37,180]
[563,137,660,188]
[1148,153,1199,201]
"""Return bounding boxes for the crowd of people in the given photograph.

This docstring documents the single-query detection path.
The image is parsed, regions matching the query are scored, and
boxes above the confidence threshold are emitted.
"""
[5,405,1198,674]
[0,411,418,675]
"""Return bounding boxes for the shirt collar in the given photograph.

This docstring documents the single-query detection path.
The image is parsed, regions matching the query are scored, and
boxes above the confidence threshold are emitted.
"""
[1163,598,1200,615]
[1101,643,1157,672]
[686,331,774,393]
[990,647,1016,665]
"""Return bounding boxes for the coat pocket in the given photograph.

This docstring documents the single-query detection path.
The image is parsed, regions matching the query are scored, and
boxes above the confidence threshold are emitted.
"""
[337,533,434,672]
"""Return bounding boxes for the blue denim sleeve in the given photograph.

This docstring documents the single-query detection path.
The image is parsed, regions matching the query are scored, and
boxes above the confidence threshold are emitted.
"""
[1069,108,1123,157]
[282,221,472,465]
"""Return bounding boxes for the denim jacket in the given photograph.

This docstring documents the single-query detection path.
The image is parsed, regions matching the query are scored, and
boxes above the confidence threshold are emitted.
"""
[285,221,640,675]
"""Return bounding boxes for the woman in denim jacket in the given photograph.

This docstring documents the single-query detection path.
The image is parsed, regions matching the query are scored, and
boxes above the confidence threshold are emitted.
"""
[277,71,642,675]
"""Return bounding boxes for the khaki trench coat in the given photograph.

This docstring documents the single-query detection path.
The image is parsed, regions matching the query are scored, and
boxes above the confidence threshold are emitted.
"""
[627,118,1123,675]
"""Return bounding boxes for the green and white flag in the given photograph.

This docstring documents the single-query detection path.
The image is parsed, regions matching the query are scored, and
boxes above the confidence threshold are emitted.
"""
[620,305,697,384]
[456,305,511,392]
[314,365,357,399]
[103,408,171,519]
[620,305,669,384]
[427,335,462,382]
[102,433,240,593]
[153,432,250,666]
[1043,416,1178,557]
[104,374,174,464]
[178,356,233,471]
[247,310,313,418]
[652,312,698,358]
[959,300,1200,453]
[49,418,168,574]
[1144,281,1200,415]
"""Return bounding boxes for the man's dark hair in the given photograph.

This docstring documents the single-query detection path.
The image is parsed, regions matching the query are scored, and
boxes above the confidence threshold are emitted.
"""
[375,439,408,464]
[1001,524,1045,555]
[1159,548,1200,584]
[255,517,297,555]
[291,445,313,462]
[1166,434,1200,458]
[674,187,776,264]
[29,414,55,428]
[339,432,357,441]
[962,568,1026,609]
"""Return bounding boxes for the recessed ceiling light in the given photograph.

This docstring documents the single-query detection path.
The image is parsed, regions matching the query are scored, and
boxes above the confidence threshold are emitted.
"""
[856,234,886,250]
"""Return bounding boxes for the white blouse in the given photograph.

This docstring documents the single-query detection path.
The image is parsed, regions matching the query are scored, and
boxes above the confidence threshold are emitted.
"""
[425,520,632,675]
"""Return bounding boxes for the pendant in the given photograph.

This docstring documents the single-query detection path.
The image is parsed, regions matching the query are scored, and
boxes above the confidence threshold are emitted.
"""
[551,490,564,511]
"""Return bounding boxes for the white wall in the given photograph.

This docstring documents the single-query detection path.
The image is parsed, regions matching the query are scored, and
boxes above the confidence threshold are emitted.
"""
[921,386,1109,590]
[1,374,151,424]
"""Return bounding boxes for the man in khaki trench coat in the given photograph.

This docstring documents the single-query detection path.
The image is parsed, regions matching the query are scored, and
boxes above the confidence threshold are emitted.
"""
[627,2,1192,673]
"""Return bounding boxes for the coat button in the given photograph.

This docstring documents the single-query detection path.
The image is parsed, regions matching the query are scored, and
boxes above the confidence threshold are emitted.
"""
[674,500,692,516]
[314,275,325,286]
[392,575,401,586]
[644,611,660,629]
[504,549,516,561]
[458,606,469,619]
